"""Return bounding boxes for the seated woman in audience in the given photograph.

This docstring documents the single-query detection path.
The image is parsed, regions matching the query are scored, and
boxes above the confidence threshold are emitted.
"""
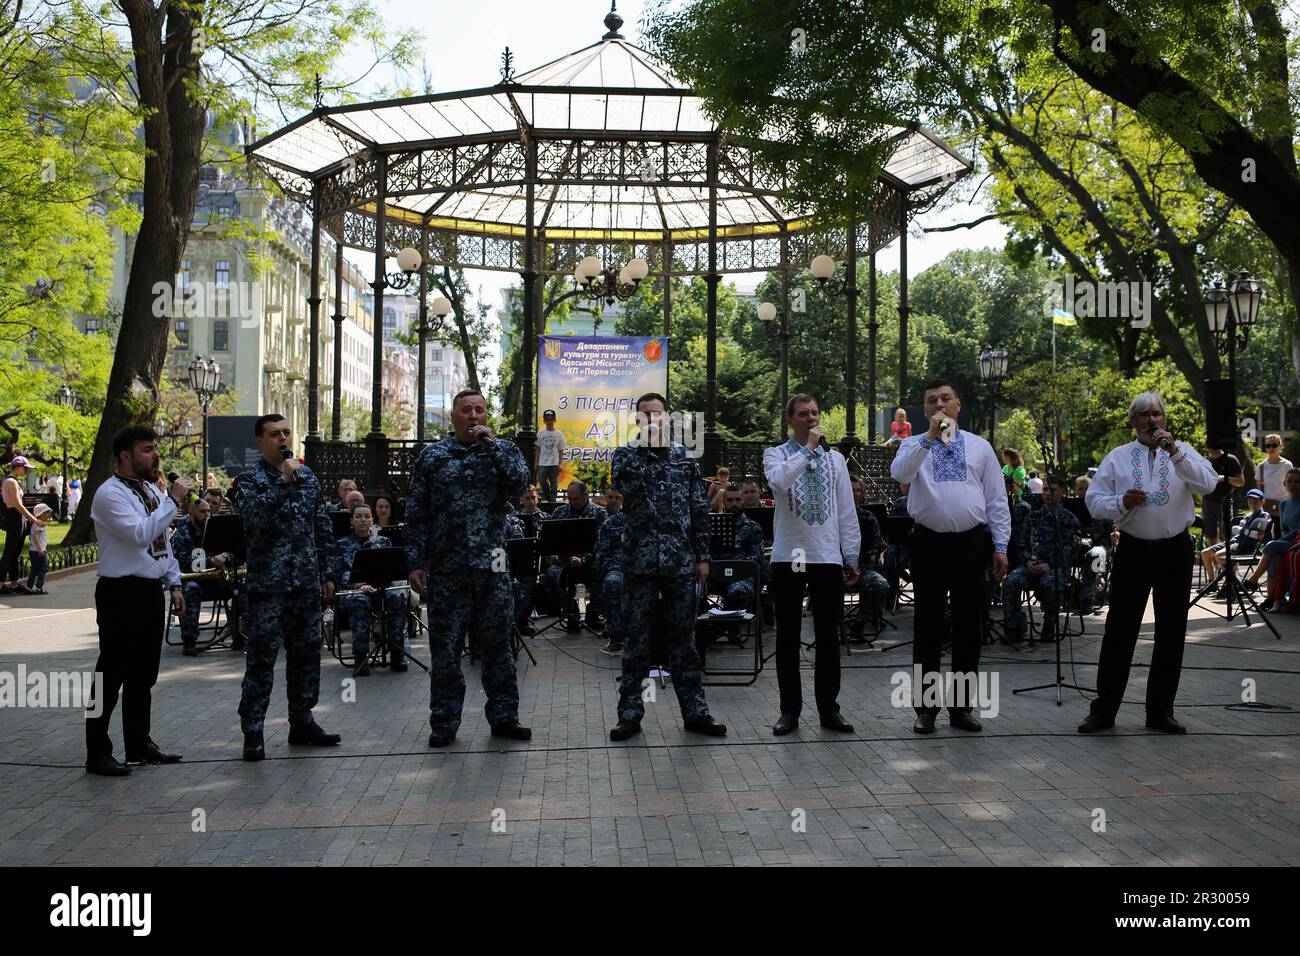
[373,494,397,527]
[1244,468,1300,611]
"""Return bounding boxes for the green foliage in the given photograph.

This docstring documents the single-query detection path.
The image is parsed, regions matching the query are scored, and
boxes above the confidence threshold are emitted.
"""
[670,336,779,441]
[816,405,868,444]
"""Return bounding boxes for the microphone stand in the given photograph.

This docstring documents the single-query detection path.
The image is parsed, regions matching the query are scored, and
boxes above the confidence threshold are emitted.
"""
[1013,501,1094,705]
[1188,494,1282,639]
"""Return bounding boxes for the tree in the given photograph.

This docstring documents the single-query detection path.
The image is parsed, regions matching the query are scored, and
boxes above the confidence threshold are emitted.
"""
[63,0,420,544]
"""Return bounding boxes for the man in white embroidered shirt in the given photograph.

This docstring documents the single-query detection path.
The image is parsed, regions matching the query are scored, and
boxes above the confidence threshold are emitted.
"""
[86,425,192,776]
[763,394,860,736]
[890,379,1010,735]
[1080,391,1218,735]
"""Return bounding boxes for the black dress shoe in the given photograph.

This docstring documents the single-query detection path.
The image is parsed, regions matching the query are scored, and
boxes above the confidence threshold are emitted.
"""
[820,711,855,733]
[428,729,455,748]
[287,721,341,746]
[949,711,983,732]
[490,719,532,740]
[609,719,641,741]
[913,712,936,734]
[85,754,131,776]
[125,740,182,764]
[772,713,799,736]
[242,731,265,761]
[1077,714,1115,734]
[182,644,199,657]
[1145,714,1187,734]
[389,659,408,673]
[684,715,727,737]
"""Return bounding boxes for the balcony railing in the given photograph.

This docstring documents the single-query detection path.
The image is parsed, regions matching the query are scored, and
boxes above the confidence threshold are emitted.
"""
[264,346,285,372]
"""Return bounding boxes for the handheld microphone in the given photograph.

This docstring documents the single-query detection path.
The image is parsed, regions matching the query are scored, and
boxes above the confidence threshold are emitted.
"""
[474,427,496,448]
[166,471,179,484]
[281,448,293,461]
[1148,426,1175,453]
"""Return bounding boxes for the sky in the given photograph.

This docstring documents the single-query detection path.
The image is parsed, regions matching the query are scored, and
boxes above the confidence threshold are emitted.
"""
[325,0,1009,388]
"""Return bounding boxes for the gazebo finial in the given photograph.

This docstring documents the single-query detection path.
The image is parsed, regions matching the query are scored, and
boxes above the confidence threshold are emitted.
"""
[602,2,624,40]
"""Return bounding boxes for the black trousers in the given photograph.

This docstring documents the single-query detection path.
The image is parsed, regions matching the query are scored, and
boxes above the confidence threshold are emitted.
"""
[86,576,165,758]
[772,562,845,717]
[1090,531,1192,719]
[1,509,25,583]
[909,525,988,716]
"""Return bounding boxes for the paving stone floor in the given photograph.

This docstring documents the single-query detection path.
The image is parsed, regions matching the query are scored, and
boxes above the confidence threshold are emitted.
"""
[1,568,1297,866]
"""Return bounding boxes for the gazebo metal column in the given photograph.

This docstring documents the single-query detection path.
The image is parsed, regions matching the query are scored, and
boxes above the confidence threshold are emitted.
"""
[867,250,878,443]
[416,224,430,442]
[662,236,672,338]
[703,141,721,475]
[330,241,344,440]
[779,228,791,439]
[898,194,909,408]
[366,151,389,492]
[307,185,322,440]
[518,137,539,471]
[842,214,859,451]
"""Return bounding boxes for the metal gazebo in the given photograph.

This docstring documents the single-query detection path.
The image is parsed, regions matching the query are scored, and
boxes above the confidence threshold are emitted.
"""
[246,3,970,495]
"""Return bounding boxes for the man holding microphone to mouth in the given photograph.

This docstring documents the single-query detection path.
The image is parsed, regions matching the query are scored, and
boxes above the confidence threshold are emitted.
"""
[1080,392,1218,734]
[232,414,341,760]
[890,380,1010,734]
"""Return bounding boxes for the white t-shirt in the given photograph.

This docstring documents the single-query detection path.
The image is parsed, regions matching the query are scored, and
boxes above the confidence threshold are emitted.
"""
[537,427,567,467]
[1257,457,1293,500]
[1027,476,1044,493]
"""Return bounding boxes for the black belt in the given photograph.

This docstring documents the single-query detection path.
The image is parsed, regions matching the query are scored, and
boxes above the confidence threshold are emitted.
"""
[98,575,166,587]
[911,524,987,540]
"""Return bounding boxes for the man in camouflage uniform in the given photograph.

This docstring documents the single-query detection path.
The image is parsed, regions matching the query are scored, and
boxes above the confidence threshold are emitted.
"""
[608,393,727,741]
[703,485,766,642]
[170,496,248,656]
[406,389,532,748]
[1003,474,1080,644]
[591,488,626,653]
[543,479,606,631]
[1074,475,1113,611]
[333,503,408,676]
[849,477,892,641]
[233,414,341,761]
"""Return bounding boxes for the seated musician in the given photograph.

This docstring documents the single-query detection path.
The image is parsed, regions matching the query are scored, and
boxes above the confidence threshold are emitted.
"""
[373,494,397,528]
[1002,474,1078,644]
[333,504,408,676]
[591,488,625,654]
[848,477,891,642]
[329,478,358,512]
[203,486,228,516]
[1201,489,1271,590]
[505,489,547,636]
[543,479,606,632]
[702,485,765,642]
[739,477,766,510]
[882,482,910,595]
[170,496,248,656]
[1074,475,1115,611]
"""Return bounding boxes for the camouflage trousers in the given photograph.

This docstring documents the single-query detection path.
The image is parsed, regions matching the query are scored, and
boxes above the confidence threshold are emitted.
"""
[338,588,408,658]
[511,576,538,628]
[853,568,892,627]
[179,580,249,644]
[238,591,323,733]
[617,572,709,724]
[706,578,754,611]
[426,567,519,735]
[599,570,623,641]
[1003,566,1069,626]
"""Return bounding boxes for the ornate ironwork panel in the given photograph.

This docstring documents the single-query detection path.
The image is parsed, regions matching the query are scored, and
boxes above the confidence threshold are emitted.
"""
[845,444,900,502]
[718,440,774,486]
[319,151,378,218]
[304,439,368,496]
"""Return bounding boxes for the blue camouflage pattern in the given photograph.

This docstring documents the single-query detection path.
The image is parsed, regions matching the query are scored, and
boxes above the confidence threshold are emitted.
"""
[238,591,323,733]
[232,459,337,594]
[852,504,890,628]
[610,443,711,576]
[333,532,408,659]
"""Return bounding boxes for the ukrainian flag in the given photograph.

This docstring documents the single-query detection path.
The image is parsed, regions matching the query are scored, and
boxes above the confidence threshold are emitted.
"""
[1051,308,1077,326]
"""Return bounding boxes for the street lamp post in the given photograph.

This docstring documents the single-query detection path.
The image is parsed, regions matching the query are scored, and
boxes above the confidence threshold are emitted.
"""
[1203,270,1263,446]
[54,385,77,520]
[417,295,452,442]
[978,346,1009,444]
[756,300,789,437]
[189,355,222,489]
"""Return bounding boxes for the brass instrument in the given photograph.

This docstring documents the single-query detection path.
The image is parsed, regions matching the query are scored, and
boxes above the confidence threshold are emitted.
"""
[179,566,246,583]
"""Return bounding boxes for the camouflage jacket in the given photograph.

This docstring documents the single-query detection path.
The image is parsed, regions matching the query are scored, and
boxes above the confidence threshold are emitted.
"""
[405,435,530,572]
[591,511,626,576]
[548,500,607,564]
[1020,505,1080,568]
[610,442,710,577]
[233,458,337,594]
[170,517,234,575]
[714,512,765,572]
[855,504,883,567]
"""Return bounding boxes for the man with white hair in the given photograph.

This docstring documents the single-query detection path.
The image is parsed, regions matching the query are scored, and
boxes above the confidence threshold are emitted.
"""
[1081,391,1218,735]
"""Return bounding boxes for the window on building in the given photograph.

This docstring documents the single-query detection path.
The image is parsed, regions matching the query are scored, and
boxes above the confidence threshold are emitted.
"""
[213,320,229,351]
[178,260,190,291]
[217,205,232,221]
[430,348,443,363]
[215,260,230,288]
[175,319,190,349]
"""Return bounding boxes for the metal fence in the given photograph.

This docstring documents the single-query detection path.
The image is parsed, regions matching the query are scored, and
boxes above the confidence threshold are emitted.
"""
[17,542,99,578]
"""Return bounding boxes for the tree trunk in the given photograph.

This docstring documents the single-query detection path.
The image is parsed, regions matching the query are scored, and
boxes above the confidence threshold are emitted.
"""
[65,1,205,545]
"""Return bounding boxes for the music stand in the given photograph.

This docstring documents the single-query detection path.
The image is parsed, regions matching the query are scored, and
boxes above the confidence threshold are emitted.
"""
[536,518,601,636]
[377,524,404,548]
[516,512,544,539]
[506,537,541,664]
[1061,497,1091,526]
[345,547,428,672]
[329,510,353,540]
[881,516,915,650]
[867,502,889,529]
[709,512,737,555]
[194,515,248,653]
[742,506,774,544]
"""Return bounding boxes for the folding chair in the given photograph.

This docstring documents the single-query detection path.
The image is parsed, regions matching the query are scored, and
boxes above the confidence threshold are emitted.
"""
[696,559,764,686]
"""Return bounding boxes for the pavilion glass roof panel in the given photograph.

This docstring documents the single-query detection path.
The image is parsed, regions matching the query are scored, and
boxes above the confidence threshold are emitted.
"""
[514,38,682,89]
